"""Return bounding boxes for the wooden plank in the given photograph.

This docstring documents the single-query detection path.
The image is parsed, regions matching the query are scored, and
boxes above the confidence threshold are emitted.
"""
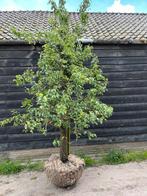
[0,126,24,134]
[118,45,147,50]
[0,92,29,101]
[110,110,147,120]
[7,132,59,142]
[0,125,57,135]
[95,49,147,57]
[93,44,147,50]
[0,84,29,92]
[93,45,119,50]
[113,103,147,112]
[7,140,53,151]
[105,87,147,96]
[0,51,39,59]
[109,80,147,88]
[0,100,22,109]
[81,134,147,145]
[0,45,36,51]
[0,108,24,118]
[0,58,37,67]
[0,143,8,151]
[0,85,25,92]
[102,64,147,72]
[102,94,147,104]
[93,126,147,136]
[105,71,147,80]
[99,57,147,65]
[98,118,147,128]
[0,135,8,142]
[0,67,37,76]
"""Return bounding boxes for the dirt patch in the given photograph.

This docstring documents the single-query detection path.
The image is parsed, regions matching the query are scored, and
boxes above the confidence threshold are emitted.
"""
[1,161,147,196]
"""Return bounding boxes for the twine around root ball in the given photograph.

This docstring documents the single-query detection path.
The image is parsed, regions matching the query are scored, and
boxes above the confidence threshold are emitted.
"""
[44,154,85,188]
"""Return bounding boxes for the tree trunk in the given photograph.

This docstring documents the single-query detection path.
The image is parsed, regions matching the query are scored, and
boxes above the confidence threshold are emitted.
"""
[60,128,70,163]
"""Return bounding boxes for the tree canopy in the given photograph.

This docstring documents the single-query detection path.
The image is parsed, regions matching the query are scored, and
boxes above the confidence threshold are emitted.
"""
[0,0,113,142]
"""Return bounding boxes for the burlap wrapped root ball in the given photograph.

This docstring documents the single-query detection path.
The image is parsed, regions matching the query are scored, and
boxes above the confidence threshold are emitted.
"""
[44,154,85,188]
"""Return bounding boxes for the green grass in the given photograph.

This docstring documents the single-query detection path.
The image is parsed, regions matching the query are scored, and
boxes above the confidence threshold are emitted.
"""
[0,160,25,175]
[1,149,147,175]
[80,149,147,166]
[125,151,147,162]
[0,160,44,175]
[79,153,98,167]
[100,149,126,165]
[100,149,147,165]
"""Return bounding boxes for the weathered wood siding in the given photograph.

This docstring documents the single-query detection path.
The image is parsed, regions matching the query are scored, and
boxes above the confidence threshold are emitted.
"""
[0,43,147,151]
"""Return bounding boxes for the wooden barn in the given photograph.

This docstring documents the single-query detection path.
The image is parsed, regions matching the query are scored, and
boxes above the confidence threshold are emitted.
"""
[1,11,147,151]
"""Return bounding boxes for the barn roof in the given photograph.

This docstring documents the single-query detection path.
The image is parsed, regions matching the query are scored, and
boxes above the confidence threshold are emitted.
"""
[1,11,147,44]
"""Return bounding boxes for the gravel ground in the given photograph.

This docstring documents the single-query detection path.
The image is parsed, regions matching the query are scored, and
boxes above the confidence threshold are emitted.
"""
[1,161,147,196]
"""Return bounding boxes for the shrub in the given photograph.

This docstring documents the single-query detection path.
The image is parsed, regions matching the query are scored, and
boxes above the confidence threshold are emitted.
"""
[102,149,126,165]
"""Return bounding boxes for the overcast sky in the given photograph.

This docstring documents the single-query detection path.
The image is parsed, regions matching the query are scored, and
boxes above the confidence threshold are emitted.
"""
[0,0,147,13]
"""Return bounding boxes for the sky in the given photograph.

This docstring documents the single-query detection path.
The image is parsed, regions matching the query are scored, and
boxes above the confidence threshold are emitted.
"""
[0,0,147,13]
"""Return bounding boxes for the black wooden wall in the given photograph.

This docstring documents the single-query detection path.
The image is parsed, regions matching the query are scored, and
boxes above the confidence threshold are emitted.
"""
[0,43,147,151]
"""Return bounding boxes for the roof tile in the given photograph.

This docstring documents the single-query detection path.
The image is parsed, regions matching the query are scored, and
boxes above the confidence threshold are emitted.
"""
[1,11,147,43]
